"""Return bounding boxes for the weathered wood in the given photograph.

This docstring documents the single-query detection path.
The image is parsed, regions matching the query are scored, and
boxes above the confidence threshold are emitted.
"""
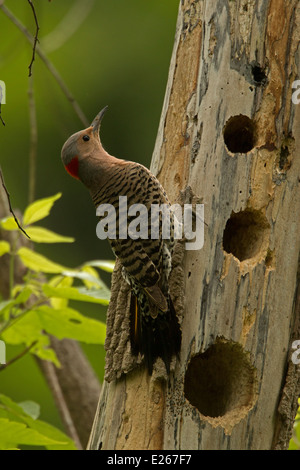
[89,0,300,450]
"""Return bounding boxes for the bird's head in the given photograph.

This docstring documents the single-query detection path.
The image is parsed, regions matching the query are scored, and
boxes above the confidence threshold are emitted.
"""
[61,106,108,182]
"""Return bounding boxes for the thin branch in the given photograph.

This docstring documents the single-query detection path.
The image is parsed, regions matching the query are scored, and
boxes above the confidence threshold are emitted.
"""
[28,75,38,204]
[41,0,95,54]
[0,341,37,371]
[40,359,83,450]
[0,168,30,239]
[0,4,89,127]
[27,0,39,77]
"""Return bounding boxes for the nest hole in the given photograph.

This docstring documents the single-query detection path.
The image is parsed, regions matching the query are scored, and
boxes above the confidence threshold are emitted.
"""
[184,339,257,419]
[223,115,255,154]
[251,63,267,85]
[223,209,270,262]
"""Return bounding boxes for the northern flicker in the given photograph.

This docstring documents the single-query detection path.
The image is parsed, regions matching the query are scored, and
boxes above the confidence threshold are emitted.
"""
[61,107,181,374]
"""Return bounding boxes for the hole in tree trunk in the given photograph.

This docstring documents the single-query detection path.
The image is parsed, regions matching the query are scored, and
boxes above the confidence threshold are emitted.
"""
[251,63,267,86]
[222,209,270,262]
[184,339,257,424]
[223,115,255,154]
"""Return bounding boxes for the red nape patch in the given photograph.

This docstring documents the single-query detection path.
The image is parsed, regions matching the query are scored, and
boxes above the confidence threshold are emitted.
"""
[65,156,79,179]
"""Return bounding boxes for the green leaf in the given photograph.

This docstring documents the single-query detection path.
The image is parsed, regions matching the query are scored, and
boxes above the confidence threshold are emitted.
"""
[17,247,68,273]
[33,340,60,367]
[62,269,103,286]
[14,286,33,304]
[35,305,106,344]
[0,287,32,319]
[81,266,101,289]
[1,312,40,346]
[0,216,19,231]
[25,226,75,244]
[85,259,115,273]
[0,299,14,315]
[2,312,43,344]
[23,193,62,226]
[2,315,60,367]
[0,241,10,256]
[0,394,24,415]
[48,275,73,309]
[2,304,106,346]
[0,418,65,447]
[18,401,40,420]
[0,395,76,450]
[43,284,110,305]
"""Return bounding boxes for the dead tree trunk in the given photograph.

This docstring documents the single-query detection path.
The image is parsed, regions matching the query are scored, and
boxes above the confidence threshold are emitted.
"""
[88,0,300,450]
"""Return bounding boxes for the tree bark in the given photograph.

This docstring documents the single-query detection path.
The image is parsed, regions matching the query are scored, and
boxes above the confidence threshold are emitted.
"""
[88,0,300,450]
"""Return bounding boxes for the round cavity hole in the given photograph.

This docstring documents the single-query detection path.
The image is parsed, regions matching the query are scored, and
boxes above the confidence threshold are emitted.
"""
[223,209,270,262]
[184,339,257,420]
[251,63,267,86]
[223,115,255,154]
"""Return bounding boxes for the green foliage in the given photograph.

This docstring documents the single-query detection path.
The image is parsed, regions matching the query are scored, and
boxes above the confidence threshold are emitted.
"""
[17,246,68,273]
[23,194,63,226]
[0,394,76,450]
[0,0,178,450]
[0,194,113,450]
[289,399,300,450]
[0,241,10,256]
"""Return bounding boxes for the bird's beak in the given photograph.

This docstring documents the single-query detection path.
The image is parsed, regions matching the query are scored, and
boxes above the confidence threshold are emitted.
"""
[91,106,108,135]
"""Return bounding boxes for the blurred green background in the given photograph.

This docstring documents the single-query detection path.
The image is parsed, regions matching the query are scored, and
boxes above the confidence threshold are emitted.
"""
[0,0,178,433]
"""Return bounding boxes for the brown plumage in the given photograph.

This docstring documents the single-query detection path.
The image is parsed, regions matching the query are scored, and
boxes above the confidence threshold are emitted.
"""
[61,107,181,373]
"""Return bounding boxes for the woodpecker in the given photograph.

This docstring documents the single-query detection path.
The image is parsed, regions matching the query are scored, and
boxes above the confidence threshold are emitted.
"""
[61,107,181,374]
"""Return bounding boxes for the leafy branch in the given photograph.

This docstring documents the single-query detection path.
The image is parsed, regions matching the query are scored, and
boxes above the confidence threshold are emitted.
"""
[0,2,104,448]
[0,193,111,372]
[0,193,113,450]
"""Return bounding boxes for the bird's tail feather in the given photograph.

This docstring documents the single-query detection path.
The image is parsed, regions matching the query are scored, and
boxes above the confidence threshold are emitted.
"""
[130,292,181,374]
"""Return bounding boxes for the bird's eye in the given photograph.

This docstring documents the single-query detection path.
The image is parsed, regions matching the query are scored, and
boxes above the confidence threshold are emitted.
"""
[83,135,90,142]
